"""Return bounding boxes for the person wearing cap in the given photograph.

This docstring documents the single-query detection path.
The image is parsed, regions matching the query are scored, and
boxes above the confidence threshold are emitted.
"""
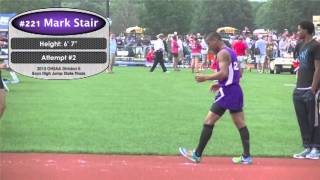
[150,34,168,72]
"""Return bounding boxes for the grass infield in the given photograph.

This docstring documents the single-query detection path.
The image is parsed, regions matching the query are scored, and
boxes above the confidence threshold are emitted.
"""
[0,67,300,157]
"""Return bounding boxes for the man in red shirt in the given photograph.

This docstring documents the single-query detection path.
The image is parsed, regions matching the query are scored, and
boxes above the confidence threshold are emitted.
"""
[232,36,248,77]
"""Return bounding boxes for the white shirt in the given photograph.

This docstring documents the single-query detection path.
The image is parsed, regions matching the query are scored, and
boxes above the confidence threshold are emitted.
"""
[200,39,208,54]
[279,39,287,51]
[153,38,165,51]
[177,39,183,51]
[246,37,252,48]
[110,38,117,54]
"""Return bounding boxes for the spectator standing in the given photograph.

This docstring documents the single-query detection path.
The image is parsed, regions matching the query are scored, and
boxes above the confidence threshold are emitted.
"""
[177,35,184,65]
[171,35,180,71]
[166,35,173,62]
[255,35,267,73]
[279,37,288,57]
[201,38,209,70]
[232,36,248,76]
[107,33,117,73]
[265,36,274,72]
[190,36,202,73]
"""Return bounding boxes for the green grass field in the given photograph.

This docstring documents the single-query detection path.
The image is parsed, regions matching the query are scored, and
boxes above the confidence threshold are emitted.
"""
[0,67,301,157]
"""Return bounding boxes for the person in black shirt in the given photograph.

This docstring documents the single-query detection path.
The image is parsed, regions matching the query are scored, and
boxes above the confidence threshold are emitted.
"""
[293,21,320,159]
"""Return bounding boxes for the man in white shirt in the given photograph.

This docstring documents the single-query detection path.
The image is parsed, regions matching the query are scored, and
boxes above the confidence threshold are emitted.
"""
[150,34,168,72]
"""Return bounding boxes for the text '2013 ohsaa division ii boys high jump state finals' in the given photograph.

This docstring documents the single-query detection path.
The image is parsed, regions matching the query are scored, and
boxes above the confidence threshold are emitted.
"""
[1,1,320,180]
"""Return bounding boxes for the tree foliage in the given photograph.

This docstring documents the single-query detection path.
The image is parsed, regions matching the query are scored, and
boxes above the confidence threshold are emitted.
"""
[255,0,320,32]
[191,0,253,33]
[1,0,320,35]
[139,0,192,35]
[0,0,56,13]
[110,0,142,33]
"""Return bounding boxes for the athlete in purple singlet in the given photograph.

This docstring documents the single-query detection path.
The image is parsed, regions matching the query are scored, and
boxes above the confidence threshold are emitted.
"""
[179,32,252,165]
[215,47,243,111]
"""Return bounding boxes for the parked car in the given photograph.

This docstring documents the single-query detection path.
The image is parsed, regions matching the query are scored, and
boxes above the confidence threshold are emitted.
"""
[270,57,295,74]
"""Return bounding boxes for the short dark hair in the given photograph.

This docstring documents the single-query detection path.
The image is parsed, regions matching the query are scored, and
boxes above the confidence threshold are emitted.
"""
[299,20,315,35]
[206,32,222,41]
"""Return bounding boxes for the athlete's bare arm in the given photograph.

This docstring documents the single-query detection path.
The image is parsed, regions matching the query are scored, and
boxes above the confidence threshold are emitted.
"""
[195,49,231,82]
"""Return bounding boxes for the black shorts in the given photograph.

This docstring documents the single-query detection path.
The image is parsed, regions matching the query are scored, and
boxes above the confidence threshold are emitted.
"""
[0,71,3,89]
[210,103,243,116]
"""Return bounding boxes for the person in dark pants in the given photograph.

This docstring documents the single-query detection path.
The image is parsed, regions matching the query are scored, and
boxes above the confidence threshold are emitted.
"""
[150,34,168,73]
[293,21,320,160]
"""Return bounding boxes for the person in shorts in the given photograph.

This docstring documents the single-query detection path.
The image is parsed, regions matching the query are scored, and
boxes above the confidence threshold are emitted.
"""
[255,35,267,73]
[179,32,252,165]
[171,35,180,71]
[232,36,248,77]
[190,36,202,73]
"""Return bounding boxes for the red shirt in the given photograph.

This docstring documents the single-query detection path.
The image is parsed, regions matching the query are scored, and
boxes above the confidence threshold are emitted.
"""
[232,40,247,56]
[146,49,154,62]
[190,40,202,54]
[171,39,179,54]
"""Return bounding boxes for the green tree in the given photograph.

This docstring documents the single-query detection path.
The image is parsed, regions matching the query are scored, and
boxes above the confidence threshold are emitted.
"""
[0,0,106,15]
[62,0,106,16]
[109,0,143,33]
[255,0,320,33]
[139,0,192,35]
[0,0,56,13]
[191,0,253,34]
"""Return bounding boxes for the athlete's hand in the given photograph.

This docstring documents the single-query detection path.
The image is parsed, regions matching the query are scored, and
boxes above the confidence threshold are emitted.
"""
[195,74,207,83]
[210,83,220,92]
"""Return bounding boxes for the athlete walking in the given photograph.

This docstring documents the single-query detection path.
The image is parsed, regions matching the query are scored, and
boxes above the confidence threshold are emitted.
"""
[179,32,252,164]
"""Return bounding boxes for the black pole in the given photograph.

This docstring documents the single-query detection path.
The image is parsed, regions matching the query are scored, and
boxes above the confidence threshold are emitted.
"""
[106,0,110,18]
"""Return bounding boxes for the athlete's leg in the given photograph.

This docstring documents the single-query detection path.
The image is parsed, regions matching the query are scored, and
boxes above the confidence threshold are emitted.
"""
[179,104,225,162]
[194,104,226,157]
[230,111,250,157]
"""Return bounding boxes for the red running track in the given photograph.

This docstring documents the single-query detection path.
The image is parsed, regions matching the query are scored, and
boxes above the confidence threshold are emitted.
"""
[1,153,320,180]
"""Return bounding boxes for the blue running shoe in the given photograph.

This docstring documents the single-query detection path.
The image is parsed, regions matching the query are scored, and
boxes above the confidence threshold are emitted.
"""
[232,155,253,165]
[179,147,201,163]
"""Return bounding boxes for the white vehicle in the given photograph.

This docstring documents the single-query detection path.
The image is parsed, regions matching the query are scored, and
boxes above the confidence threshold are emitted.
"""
[270,57,295,74]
